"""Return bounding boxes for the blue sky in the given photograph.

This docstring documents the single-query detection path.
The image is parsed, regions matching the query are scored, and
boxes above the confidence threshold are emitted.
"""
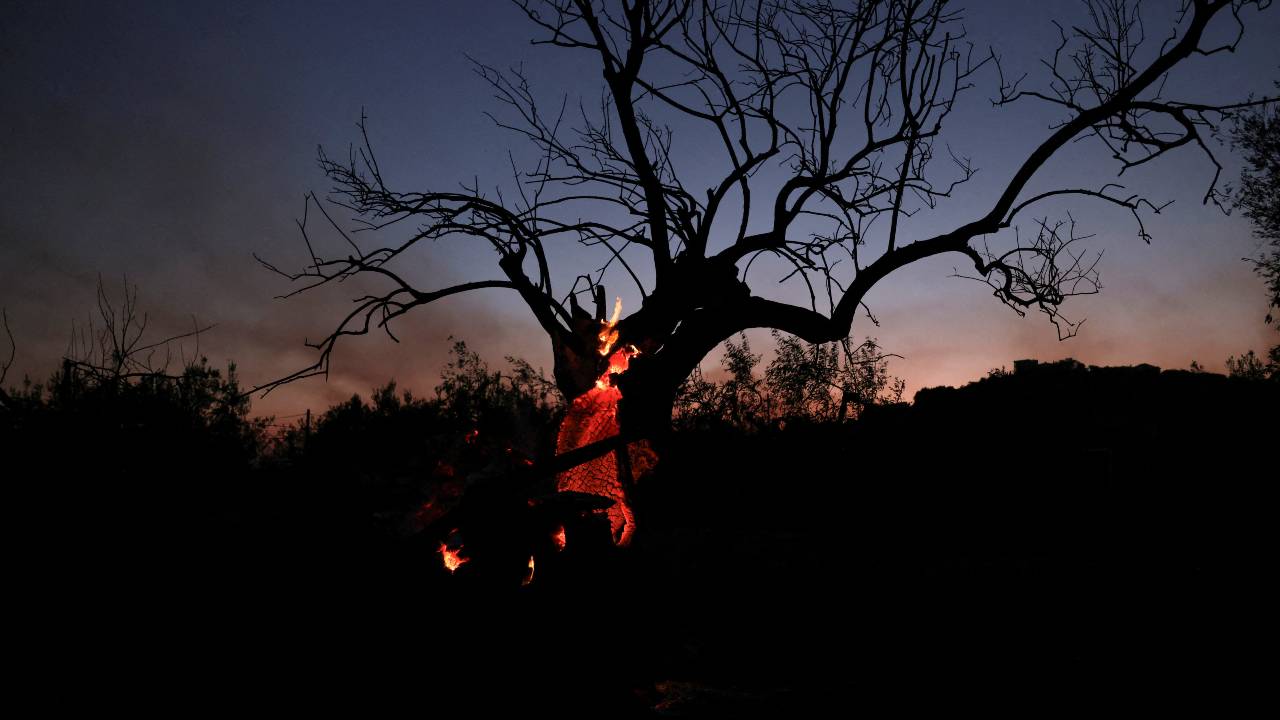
[1,0,1276,417]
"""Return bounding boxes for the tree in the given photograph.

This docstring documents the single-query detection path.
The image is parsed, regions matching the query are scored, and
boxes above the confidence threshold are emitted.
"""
[767,331,903,422]
[257,1,1274,506]
[1230,79,1280,373]
[434,338,561,427]
[0,279,268,556]
[671,330,903,428]
[1225,348,1271,380]
[36,278,266,464]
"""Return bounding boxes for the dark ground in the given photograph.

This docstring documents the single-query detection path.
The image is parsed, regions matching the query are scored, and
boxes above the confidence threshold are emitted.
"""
[5,360,1275,714]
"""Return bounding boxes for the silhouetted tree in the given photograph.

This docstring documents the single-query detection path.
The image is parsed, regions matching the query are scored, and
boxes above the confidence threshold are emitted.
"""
[767,331,903,422]
[0,279,267,559]
[673,330,904,428]
[2,279,263,450]
[435,338,560,427]
[1225,348,1272,380]
[268,340,558,484]
[1230,79,1280,374]
[258,1,1275,488]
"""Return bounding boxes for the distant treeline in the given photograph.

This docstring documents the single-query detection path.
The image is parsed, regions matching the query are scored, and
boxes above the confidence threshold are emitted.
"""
[1,336,1272,553]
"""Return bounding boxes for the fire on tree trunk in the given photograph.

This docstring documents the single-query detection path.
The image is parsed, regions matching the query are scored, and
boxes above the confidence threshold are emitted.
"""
[553,300,658,546]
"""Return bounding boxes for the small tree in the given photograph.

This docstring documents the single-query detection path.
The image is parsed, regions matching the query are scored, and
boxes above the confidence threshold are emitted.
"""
[0,279,268,548]
[672,331,902,427]
[768,331,903,422]
[1225,349,1271,380]
[435,338,560,427]
[42,279,266,462]
[1230,79,1280,374]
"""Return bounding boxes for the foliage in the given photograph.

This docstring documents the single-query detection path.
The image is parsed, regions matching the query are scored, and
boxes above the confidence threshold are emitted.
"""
[1,280,267,472]
[266,339,560,474]
[767,331,905,423]
[435,338,559,426]
[0,338,268,554]
[674,332,905,430]
[1227,86,1280,378]
[1231,86,1280,327]
[2,356,266,467]
[673,335,769,431]
[1225,349,1275,382]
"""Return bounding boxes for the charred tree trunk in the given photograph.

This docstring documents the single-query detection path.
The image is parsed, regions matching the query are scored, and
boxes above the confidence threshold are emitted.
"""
[547,293,677,545]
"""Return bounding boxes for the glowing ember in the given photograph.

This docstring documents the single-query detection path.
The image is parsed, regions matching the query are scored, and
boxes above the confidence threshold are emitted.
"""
[521,555,535,586]
[556,346,638,544]
[464,428,479,444]
[594,345,635,390]
[439,542,470,573]
[555,299,654,546]
[552,524,566,551]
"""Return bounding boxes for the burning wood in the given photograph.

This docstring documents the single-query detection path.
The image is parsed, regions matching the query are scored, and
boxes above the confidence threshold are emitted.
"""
[521,555,535,586]
[439,530,470,574]
[554,299,656,547]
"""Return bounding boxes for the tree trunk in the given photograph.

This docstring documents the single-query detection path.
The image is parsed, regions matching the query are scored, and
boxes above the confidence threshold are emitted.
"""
[550,334,676,546]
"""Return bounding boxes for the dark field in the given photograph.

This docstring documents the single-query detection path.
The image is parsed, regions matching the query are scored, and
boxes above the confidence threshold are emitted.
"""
[5,360,1274,713]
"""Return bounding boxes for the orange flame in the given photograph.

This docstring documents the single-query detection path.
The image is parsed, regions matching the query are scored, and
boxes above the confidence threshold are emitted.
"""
[598,296,622,356]
[439,542,470,574]
[552,524,566,551]
[594,344,638,390]
[521,555,535,586]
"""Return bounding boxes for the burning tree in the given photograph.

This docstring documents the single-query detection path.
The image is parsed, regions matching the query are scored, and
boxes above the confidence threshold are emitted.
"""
[257,1,1275,544]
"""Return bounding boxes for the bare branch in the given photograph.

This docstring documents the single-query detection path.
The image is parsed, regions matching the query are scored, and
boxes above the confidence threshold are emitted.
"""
[0,309,15,394]
[955,216,1103,340]
[60,277,218,384]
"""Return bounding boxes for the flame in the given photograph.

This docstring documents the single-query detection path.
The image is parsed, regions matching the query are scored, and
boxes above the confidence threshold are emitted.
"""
[439,542,470,574]
[521,555,535,586]
[464,428,479,444]
[598,296,622,356]
[552,525,566,551]
[594,344,637,391]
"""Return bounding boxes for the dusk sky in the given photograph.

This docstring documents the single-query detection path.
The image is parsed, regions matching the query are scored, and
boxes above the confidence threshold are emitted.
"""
[2,0,1276,419]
